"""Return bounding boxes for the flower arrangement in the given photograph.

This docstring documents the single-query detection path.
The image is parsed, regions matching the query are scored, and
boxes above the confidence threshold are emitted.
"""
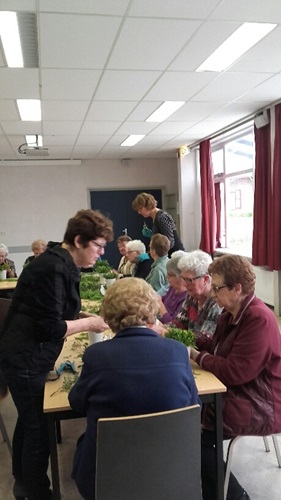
[165,326,196,348]
[0,262,9,271]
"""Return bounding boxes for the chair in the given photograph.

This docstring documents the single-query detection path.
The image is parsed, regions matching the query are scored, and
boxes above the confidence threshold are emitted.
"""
[224,435,281,499]
[95,404,202,500]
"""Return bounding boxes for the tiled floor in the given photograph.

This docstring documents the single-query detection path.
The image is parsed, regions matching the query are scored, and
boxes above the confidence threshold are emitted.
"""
[1,391,281,500]
[1,311,281,499]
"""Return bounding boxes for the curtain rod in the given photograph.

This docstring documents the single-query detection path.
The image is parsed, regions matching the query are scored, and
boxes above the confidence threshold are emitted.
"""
[187,97,281,150]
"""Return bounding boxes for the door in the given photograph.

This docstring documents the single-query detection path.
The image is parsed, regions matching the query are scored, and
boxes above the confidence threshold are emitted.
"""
[90,189,162,268]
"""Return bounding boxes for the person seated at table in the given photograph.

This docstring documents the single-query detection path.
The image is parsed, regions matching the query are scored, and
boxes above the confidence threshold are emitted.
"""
[0,209,113,500]
[146,234,170,296]
[190,254,281,500]
[0,243,17,277]
[157,249,222,345]
[158,250,187,323]
[126,239,153,280]
[116,234,135,277]
[69,278,200,500]
[24,239,47,266]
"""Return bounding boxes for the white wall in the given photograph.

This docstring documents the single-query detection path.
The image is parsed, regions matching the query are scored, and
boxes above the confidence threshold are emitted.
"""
[178,150,201,251]
[0,157,178,273]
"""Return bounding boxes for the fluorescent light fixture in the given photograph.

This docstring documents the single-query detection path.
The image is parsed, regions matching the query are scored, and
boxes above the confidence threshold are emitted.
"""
[146,101,185,122]
[17,99,41,121]
[26,135,43,147]
[121,135,145,147]
[196,22,277,72]
[0,11,23,67]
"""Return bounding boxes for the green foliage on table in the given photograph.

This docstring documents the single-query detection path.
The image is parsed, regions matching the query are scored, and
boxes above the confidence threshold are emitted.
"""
[0,262,9,271]
[165,326,196,347]
[80,273,103,300]
[93,260,111,274]
[104,272,116,279]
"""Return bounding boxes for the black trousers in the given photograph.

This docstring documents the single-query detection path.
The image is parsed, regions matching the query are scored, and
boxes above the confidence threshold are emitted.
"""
[2,362,51,500]
[201,429,246,500]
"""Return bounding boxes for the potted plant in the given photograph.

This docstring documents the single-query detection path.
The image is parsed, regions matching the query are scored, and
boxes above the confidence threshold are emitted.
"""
[0,262,9,280]
[104,271,117,288]
[165,326,196,348]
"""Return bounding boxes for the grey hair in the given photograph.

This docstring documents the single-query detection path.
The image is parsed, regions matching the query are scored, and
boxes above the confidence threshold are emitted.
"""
[0,243,8,256]
[166,250,187,276]
[126,239,146,254]
[178,249,212,275]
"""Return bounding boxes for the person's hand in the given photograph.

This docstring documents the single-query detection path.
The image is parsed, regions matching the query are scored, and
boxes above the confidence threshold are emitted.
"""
[86,316,109,333]
[190,347,199,362]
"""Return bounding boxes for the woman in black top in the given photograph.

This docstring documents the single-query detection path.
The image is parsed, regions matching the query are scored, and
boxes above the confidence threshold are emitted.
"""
[132,192,184,257]
[0,209,113,500]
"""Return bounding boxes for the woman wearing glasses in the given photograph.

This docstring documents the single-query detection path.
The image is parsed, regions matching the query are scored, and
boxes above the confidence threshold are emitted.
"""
[191,254,281,500]
[0,209,113,500]
[166,249,222,344]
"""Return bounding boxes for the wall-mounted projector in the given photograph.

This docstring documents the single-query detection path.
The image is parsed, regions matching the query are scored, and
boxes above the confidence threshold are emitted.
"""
[24,147,49,157]
[18,135,49,157]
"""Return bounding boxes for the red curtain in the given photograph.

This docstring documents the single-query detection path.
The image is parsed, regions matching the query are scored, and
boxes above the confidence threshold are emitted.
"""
[199,140,216,254]
[269,103,281,270]
[252,110,271,266]
[214,183,221,248]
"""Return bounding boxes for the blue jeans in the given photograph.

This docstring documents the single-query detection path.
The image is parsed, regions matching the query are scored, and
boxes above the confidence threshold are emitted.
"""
[2,362,51,499]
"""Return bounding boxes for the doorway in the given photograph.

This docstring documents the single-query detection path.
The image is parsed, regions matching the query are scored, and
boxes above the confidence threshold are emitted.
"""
[90,189,162,268]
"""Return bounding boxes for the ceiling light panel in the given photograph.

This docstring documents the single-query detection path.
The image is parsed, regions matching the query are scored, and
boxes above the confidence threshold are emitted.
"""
[0,12,23,67]
[196,22,277,72]
[146,101,185,122]
[121,135,145,147]
[17,99,41,121]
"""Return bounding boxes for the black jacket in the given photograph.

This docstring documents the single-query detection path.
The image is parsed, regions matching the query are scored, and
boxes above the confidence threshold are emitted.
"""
[0,245,81,371]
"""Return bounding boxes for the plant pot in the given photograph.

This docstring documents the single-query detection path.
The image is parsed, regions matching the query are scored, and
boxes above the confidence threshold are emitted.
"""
[0,270,7,280]
[88,332,104,345]
[105,278,116,288]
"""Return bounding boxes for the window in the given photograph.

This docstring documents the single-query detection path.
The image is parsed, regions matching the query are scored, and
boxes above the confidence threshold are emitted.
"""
[212,126,254,257]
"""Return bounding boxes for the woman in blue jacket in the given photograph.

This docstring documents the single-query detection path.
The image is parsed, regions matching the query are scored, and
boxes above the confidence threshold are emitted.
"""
[69,277,200,500]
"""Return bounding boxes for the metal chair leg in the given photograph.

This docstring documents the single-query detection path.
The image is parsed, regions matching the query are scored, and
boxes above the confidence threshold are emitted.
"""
[0,411,12,457]
[272,435,281,468]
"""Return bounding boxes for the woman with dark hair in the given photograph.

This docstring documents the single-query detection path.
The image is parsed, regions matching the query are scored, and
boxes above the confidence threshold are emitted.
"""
[190,254,281,500]
[0,209,113,500]
[132,192,184,257]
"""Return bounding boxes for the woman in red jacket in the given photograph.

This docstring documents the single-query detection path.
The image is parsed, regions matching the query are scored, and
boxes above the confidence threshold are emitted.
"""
[191,254,281,500]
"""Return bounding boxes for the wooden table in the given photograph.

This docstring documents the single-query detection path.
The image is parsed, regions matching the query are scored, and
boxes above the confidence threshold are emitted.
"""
[0,278,18,291]
[44,335,226,500]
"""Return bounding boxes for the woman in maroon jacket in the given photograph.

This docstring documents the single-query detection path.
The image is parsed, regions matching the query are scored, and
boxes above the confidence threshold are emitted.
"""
[191,254,281,500]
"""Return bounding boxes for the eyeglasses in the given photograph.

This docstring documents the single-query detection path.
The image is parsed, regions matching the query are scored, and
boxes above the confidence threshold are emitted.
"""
[181,275,204,284]
[211,284,228,293]
[91,240,106,250]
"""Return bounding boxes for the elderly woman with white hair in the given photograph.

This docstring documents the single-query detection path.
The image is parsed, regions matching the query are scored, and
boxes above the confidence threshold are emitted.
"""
[171,249,222,346]
[126,239,153,280]
[158,250,187,323]
[0,243,17,277]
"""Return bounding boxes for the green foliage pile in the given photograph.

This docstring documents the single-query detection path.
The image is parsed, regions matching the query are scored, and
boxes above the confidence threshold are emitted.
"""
[80,273,103,301]
[93,260,111,274]
[165,326,196,347]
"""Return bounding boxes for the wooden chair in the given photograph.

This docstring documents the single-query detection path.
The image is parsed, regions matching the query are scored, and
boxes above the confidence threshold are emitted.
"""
[95,404,202,500]
[224,435,281,499]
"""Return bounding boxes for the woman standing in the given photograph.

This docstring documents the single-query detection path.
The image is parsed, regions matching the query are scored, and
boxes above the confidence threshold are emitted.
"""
[191,254,281,500]
[0,209,113,500]
[132,192,184,257]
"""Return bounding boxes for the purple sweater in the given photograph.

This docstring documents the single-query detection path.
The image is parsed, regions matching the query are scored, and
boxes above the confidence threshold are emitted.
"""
[160,287,187,324]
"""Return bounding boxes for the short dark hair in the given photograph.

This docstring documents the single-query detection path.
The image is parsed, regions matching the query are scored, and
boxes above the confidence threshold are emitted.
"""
[117,235,132,244]
[150,234,170,256]
[63,209,113,247]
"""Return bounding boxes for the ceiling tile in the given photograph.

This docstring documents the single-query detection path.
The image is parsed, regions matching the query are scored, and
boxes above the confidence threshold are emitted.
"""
[41,69,102,100]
